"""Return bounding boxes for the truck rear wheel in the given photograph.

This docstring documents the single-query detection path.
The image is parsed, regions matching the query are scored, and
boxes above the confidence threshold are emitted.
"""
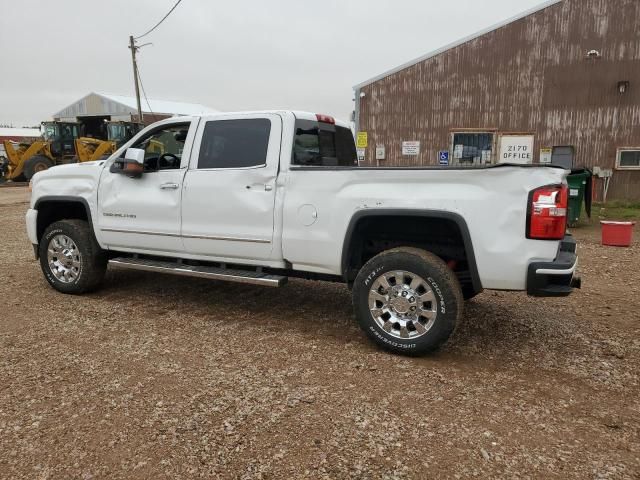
[39,220,107,295]
[352,247,463,356]
[23,155,53,180]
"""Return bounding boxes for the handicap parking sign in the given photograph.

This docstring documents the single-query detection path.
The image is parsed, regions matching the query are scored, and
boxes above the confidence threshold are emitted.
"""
[439,151,449,165]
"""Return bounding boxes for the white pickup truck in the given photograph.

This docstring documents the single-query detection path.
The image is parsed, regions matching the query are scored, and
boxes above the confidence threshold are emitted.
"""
[26,111,580,355]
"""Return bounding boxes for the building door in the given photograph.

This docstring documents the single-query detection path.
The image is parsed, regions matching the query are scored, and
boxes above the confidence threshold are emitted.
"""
[551,146,575,169]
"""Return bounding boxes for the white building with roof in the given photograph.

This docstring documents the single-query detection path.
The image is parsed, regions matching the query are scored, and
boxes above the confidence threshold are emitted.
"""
[53,92,218,126]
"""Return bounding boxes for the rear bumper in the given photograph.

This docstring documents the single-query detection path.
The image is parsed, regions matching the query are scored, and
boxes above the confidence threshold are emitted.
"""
[527,235,580,297]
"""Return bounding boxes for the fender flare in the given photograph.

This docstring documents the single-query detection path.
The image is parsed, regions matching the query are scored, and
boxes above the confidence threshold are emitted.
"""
[33,195,96,244]
[340,209,482,293]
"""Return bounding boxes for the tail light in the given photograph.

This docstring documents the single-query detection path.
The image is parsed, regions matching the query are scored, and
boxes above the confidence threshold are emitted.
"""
[315,114,335,125]
[527,185,568,240]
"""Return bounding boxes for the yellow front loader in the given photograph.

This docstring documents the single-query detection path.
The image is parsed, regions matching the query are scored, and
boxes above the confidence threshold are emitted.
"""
[74,121,143,162]
[0,121,81,181]
[74,137,117,162]
[1,140,55,181]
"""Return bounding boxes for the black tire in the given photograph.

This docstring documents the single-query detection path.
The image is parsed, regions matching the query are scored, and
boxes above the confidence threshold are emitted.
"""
[23,155,53,180]
[353,247,463,356]
[39,220,107,295]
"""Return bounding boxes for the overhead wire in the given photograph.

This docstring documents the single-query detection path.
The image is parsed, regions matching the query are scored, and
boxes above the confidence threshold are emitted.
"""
[136,65,155,120]
[134,0,183,40]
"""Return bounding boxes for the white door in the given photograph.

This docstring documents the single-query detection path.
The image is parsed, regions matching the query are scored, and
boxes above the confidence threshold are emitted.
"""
[181,114,282,261]
[97,120,198,253]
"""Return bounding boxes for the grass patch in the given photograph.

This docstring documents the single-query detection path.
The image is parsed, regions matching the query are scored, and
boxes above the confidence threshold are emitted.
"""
[593,201,640,221]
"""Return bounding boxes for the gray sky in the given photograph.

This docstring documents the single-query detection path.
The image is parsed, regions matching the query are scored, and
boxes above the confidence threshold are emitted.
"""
[0,0,545,126]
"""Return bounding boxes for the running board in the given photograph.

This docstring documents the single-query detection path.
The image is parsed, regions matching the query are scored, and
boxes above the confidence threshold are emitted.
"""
[109,257,288,287]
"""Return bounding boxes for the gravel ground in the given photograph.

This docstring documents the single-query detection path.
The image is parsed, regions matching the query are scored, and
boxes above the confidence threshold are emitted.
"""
[1,187,638,479]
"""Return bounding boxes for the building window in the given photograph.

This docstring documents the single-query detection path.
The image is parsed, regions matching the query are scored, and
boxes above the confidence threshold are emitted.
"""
[451,132,494,165]
[616,149,640,170]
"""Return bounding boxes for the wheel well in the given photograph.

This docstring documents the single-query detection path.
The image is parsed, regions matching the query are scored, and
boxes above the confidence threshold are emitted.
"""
[342,213,481,293]
[36,200,89,243]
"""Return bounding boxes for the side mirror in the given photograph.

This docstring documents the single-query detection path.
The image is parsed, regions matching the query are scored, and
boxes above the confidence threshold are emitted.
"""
[121,148,145,177]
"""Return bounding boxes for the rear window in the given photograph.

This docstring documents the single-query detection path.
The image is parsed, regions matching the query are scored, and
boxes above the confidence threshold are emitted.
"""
[198,119,271,169]
[292,120,357,167]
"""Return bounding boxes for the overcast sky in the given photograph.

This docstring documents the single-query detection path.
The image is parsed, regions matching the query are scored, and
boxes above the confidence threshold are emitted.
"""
[0,0,545,126]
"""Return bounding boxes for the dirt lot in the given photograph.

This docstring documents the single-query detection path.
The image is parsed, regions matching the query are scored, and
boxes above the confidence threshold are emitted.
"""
[1,187,638,479]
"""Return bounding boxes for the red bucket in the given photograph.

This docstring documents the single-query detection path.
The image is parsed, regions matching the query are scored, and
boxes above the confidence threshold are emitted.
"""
[601,221,636,247]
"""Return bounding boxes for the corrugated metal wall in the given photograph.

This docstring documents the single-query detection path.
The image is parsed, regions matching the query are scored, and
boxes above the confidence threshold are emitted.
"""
[357,0,640,200]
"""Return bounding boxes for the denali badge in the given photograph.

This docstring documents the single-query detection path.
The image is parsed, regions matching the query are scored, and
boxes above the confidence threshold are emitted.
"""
[103,212,137,219]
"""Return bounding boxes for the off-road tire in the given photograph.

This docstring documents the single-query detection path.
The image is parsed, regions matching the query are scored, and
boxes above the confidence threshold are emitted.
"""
[353,247,463,356]
[39,220,107,295]
[23,155,53,180]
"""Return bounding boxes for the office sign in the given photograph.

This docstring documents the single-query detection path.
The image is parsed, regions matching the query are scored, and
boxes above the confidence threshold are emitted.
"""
[499,135,534,164]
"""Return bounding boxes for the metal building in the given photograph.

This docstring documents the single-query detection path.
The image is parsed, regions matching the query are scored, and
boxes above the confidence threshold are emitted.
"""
[354,0,640,201]
[53,92,218,134]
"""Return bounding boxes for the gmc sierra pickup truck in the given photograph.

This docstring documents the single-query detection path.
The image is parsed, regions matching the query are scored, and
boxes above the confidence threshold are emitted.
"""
[26,111,580,355]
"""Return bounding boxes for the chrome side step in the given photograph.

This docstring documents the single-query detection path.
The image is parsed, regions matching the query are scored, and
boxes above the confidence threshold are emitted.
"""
[109,257,288,287]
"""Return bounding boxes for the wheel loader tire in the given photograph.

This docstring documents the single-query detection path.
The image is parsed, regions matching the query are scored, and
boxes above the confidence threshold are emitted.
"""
[23,155,53,180]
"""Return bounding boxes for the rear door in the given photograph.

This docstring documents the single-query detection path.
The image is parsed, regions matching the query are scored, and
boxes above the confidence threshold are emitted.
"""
[181,114,282,261]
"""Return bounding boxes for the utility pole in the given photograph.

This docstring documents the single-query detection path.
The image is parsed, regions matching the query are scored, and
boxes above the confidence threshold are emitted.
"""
[128,35,143,123]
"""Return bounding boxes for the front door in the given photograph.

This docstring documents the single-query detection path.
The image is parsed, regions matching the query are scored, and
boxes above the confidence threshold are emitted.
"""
[181,114,282,262]
[97,120,197,254]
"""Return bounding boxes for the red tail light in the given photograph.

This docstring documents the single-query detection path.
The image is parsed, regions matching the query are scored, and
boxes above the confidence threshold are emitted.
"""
[315,114,335,124]
[527,185,568,240]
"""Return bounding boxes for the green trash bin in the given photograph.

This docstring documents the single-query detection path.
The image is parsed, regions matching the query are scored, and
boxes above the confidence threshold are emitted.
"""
[566,169,592,227]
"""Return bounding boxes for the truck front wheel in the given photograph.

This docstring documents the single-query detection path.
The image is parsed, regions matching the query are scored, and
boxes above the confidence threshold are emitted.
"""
[39,220,107,294]
[352,247,463,356]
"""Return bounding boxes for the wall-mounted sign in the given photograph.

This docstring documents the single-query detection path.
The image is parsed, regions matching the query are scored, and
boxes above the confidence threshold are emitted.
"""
[376,146,386,161]
[499,135,534,164]
[540,147,552,164]
[439,151,449,165]
[402,141,420,156]
[453,144,464,160]
[357,148,366,163]
[356,132,368,149]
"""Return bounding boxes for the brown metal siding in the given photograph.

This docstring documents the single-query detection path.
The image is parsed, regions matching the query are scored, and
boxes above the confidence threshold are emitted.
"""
[358,0,640,200]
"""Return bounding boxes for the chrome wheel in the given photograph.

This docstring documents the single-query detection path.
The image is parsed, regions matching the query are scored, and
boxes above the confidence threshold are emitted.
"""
[47,234,82,283]
[368,270,438,340]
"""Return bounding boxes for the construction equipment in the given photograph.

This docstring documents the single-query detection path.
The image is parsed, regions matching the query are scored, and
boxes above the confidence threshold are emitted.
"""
[74,121,142,162]
[1,121,81,181]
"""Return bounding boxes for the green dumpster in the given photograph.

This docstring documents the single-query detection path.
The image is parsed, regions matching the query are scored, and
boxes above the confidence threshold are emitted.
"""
[566,168,592,227]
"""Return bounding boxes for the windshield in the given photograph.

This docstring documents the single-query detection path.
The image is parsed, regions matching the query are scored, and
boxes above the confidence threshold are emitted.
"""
[42,123,59,141]
[107,124,128,142]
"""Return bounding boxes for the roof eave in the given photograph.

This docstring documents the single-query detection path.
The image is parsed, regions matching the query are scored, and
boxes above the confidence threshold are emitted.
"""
[353,0,563,90]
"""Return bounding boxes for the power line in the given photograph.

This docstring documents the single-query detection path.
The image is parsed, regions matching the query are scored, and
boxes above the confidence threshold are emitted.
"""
[134,0,183,40]
[136,64,155,120]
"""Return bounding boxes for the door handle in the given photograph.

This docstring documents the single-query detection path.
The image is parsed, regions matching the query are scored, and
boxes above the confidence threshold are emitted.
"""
[160,182,179,190]
[245,184,274,192]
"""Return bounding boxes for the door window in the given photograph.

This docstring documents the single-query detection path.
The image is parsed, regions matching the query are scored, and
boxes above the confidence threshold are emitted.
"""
[198,119,271,169]
[292,120,357,167]
[131,123,189,171]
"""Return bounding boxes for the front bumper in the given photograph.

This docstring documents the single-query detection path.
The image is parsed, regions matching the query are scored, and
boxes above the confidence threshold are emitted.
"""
[26,208,38,245]
[527,235,580,297]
